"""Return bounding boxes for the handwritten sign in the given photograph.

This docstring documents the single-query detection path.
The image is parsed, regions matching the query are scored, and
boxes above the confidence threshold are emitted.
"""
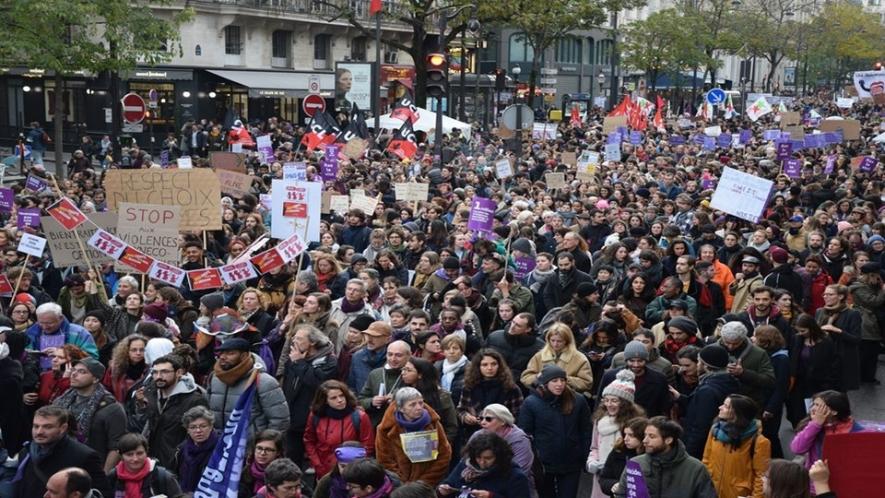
[605,143,621,162]
[116,203,181,267]
[210,151,247,173]
[545,173,567,189]
[17,233,47,258]
[710,167,774,223]
[216,170,255,198]
[395,183,429,203]
[42,212,117,267]
[283,162,307,181]
[495,158,512,178]
[783,159,803,178]
[350,194,379,216]
[176,156,193,169]
[330,195,350,213]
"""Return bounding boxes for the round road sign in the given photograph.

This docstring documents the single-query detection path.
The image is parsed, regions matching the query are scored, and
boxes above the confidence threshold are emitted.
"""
[706,88,726,105]
[302,94,326,117]
[121,93,147,123]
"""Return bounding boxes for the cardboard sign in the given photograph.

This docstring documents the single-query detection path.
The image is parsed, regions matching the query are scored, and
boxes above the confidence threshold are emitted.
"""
[342,138,368,160]
[42,212,118,267]
[780,112,801,127]
[395,183,429,203]
[17,233,47,258]
[495,158,512,178]
[116,203,181,267]
[703,125,722,137]
[210,151,246,173]
[545,173,567,189]
[283,162,307,181]
[250,248,285,274]
[118,246,154,273]
[576,152,599,180]
[187,268,224,291]
[104,169,222,231]
[820,119,861,140]
[836,97,854,108]
[87,229,127,260]
[467,197,496,233]
[47,198,88,230]
[177,156,193,169]
[220,261,258,285]
[329,195,350,213]
[149,261,186,287]
[561,152,577,165]
[603,115,628,134]
[782,125,805,139]
[216,170,255,198]
[350,194,379,216]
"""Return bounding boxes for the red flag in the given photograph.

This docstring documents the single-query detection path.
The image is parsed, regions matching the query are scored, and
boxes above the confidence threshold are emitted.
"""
[370,0,382,15]
[653,95,665,130]
[570,106,582,127]
[607,95,632,117]
[300,111,341,152]
[387,119,418,159]
[628,99,647,131]
[390,96,420,124]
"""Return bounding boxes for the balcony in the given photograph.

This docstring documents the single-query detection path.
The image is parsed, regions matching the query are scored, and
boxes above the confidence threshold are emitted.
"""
[187,0,420,29]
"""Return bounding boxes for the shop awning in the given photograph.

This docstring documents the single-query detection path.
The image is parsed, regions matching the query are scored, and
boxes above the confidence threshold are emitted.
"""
[207,69,336,98]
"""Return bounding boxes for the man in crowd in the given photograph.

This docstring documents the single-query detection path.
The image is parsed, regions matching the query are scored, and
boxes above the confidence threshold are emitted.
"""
[599,340,671,417]
[542,252,594,310]
[734,286,792,344]
[26,303,97,368]
[646,276,698,324]
[359,339,411,426]
[330,279,379,352]
[718,321,776,409]
[348,318,391,392]
[43,468,94,498]
[485,312,544,384]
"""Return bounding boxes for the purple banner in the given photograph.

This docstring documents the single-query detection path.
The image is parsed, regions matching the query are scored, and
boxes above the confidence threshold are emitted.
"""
[17,207,41,229]
[783,158,802,178]
[616,126,628,137]
[825,154,837,174]
[320,145,340,181]
[25,175,48,192]
[703,136,716,150]
[607,132,621,145]
[717,133,732,147]
[776,142,793,161]
[791,139,805,152]
[0,188,13,212]
[467,197,497,233]
[860,156,878,173]
[669,135,685,145]
[629,131,643,145]
[160,149,170,167]
[740,129,753,144]
[804,134,820,149]
[824,131,843,145]
[512,256,537,281]
[693,134,706,145]
[701,175,716,190]
[625,460,651,498]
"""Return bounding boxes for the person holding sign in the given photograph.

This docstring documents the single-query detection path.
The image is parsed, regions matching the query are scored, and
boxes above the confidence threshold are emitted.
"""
[375,387,452,486]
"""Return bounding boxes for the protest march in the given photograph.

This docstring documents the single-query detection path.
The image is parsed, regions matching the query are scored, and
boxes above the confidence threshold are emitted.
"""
[1,84,885,498]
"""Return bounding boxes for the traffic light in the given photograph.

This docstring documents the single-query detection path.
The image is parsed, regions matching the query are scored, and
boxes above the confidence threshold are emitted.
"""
[426,53,447,98]
[875,61,883,70]
[495,68,506,92]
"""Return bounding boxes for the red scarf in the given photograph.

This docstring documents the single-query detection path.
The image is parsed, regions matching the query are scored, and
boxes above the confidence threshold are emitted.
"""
[115,460,152,498]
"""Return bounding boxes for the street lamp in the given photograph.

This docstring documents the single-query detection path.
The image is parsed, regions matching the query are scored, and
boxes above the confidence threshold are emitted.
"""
[597,72,606,106]
[433,3,477,162]
[512,66,523,157]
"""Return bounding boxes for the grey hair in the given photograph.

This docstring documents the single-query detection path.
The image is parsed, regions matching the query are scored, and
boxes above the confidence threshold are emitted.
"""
[35,302,63,318]
[394,386,423,408]
[295,270,318,287]
[293,324,332,349]
[118,275,140,291]
[181,405,215,429]
[346,278,367,292]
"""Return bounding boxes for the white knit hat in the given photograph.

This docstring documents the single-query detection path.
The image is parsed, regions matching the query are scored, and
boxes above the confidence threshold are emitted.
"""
[603,369,636,403]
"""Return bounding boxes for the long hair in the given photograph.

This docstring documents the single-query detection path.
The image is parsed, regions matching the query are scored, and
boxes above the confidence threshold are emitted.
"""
[542,322,579,358]
[463,432,514,475]
[313,253,342,276]
[463,348,516,391]
[723,394,758,446]
[406,357,443,409]
[110,334,148,375]
[796,390,852,432]
[794,313,827,343]
[613,416,648,453]
[310,379,359,415]
[236,287,268,311]
[766,459,811,498]
[592,394,646,425]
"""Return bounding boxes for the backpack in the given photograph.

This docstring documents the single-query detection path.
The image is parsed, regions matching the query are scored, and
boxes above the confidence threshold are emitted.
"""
[311,410,362,436]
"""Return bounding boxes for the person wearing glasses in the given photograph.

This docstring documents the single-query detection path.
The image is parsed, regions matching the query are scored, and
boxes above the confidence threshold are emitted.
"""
[107,432,182,498]
[139,354,207,469]
[173,406,218,493]
[467,404,536,495]
[254,458,307,498]
[241,429,287,497]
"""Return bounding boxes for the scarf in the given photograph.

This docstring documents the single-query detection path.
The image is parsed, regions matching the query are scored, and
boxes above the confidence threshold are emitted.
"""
[54,384,113,443]
[213,353,254,386]
[115,459,152,498]
[460,459,492,483]
[441,356,468,391]
[394,409,431,432]
[250,460,268,493]
[712,419,758,447]
[324,405,352,419]
[662,335,698,359]
[817,302,846,327]
[180,431,219,492]
[340,298,366,314]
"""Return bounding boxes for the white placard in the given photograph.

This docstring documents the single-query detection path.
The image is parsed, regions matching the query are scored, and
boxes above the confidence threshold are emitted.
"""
[605,143,621,162]
[148,260,185,287]
[703,125,722,137]
[220,261,258,285]
[545,173,567,189]
[350,194,378,216]
[709,167,774,223]
[395,183,430,202]
[86,229,126,260]
[276,232,306,263]
[231,143,243,153]
[17,233,47,258]
[283,162,307,181]
[532,122,556,140]
[495,158,512,178]
[270,180,322,242]
[836,97,854,109]
[330,195,350,213]
[176,156,192,169]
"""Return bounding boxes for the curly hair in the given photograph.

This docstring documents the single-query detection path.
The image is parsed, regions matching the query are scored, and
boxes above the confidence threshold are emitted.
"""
[310,379,359,414]
[110,334,148,374]
[463,349,517,391]
[236,287,268,311]
[313,252,342,276]
[463,432,514,475]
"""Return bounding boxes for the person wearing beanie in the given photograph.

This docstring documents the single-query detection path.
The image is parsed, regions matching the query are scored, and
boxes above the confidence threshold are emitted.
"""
[557,281,602,331]
[866,234,885,263]
[57,273,103,325]
[586,369,644,498]
[659,316,701,364]
[670,344,741,458]
[762,247,805,305]
[645,276,698,325]
[850,263,885,385]
[423,256,462,318]
[728,255,764,314]
[518,363,591,498]
[82,309,115,365]
[716,321,775,410]
[200,292,226,317]
[599,338,671,418]
[511,238,536,259]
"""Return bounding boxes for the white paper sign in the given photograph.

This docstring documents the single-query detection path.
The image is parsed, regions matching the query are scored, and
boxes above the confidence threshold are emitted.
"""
[703,125,722,137]
[270,180,322,242]
[710,167,774,223]
[176,157,193,169]
[532,122,556,140]
[330,195,350,213]
[605,143,621,162]
[395,183,430,202]
[495,158,512,178]
[17,233,47,258]
[148,260,186,287]
[283,162,307,181]
[276,232,306,263]
[351,194,379,216]
[545,173,567,189]
[836,97,854,109]
[86,229,126,260]
[231,143,243,153]
[220,261,258,285]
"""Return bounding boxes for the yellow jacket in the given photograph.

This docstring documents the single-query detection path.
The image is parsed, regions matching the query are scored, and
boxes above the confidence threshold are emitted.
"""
[521,347,594,394]
[702,424,770,498]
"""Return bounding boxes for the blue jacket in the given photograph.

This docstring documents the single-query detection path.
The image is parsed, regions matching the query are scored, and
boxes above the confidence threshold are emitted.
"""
[347,346,386,392]
[677,371,740,458]
[340,224,372,253]
[26,128,46,152]
[26,319,98,360]
[517,389,592,474]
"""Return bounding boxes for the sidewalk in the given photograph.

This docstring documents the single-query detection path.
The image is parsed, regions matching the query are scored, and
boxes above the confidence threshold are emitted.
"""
[2,151,72,183]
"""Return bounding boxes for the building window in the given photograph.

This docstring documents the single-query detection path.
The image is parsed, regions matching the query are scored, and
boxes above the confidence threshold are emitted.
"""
[596,40,612,65]
[586,37,594,65]
[272,31,291,59]
[383,44,399,64]
[225,25,242,55]
[352,37,368,62]
[555,37,581,64]
[509,33,529,63]
[314,34,331,69]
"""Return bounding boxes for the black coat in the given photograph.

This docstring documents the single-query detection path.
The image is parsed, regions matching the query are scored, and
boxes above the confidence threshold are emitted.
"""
[789,336,838,396]
[14,436,111,498]
[676,371,740,458]
[282,347,338,430]
[598,447,639,496]
[485,330,544,382]
[763,265,805,305]
[0,357,24,455]
[541,268,594,311]
[517,390,592,474]
[246,309,277,337]
[143,376,208,469]
[598,367,672,418]
[814,307,862,391]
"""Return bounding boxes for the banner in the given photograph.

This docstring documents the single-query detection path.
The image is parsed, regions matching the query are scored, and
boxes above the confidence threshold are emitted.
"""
[283,162,307,181]
[188,268,224,291]
[42,212,118,267]
[256,135,274,164]
[87,229,127,260]
[25,175,49,192]
[210,151,246,173]
[495,158,512,178]
[335,62,373,111]
[17,233,47,258]
[467,198,496,233]
[104,169,222,231]
[115,203,181,268]
[276,232,307,264]
[193,377,258,498]
[251,248,285,274]
[709,167,774,223]
[624,461,650,498]
[17,208,41,229]
[149,260,186,287]
[118,246,154,274]
[0,188,14,212]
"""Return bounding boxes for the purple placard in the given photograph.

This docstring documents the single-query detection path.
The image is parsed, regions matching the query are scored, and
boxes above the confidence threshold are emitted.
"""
[804,134,819,149]
[783,159,802,178]
[703,136,716,150]
[616,126,628,137]
[467,197,497,233]
[512,256,537,281]
[701,176,716,189]
[160,149,170,167]
[607,132,621,144]
[17,207,41,229]
[693,134,706,145]
[763,129,780,140]
[625,460,651,498]
[791,139,805,152]
[776,142,793,161]
[860,156,878,173]
[629,131,643,145]
[717,133,732,147]
[320,145,340,181]
[25,175,48,192]
[781,132,791,141]
[824,154,837,174]
[669,135,686,145]
[257,135,275,164]
[740,129,753,144]
[0,188,13,212]
[824,131,843,144]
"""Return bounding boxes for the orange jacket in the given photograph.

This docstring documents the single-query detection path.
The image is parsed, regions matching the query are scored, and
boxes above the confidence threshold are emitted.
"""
[702,425,770,498]
[712,259,735,311]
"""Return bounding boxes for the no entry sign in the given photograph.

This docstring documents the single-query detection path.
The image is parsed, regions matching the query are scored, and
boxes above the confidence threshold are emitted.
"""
[121,93,146,123]
[302,94,326,117]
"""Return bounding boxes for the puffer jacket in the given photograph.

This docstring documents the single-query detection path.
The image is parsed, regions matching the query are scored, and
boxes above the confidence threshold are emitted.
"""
[677,371,741,459]
[520,347,593,394]
[849,282,885,341]
[517,388,592,474]
[614,441,716,498]
[206,360,290,436]
[143,373,208,469]
[375,404,452,486]
[702,424,770,498]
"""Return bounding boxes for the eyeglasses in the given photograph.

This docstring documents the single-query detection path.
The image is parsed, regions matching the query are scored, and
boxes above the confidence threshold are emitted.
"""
[481,416,496,422]
[187,423,211,431]
[255,446,278,454]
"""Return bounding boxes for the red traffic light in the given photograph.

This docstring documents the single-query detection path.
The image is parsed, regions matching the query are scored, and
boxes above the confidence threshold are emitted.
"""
[427,53,446,69]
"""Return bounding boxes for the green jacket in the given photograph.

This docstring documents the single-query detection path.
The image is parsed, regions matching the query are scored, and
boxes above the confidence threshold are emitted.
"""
[490,282,535,316]
[719,339,775,410]
[614,441,716,498]
[849,282,885,341]
[358,366,404,426]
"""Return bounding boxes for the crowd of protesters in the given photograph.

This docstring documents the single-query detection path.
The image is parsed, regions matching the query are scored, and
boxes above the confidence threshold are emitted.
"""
[1,94,881,498]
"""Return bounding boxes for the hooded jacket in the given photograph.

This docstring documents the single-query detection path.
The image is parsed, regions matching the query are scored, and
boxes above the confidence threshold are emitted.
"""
[282,343,338,430]
[614,441,716,498]
[762,264,805,305]
[517,388,592,474]
[143,373,208,468]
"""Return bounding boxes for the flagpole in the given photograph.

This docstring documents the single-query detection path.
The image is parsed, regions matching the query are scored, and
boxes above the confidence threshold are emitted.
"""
[374,7,381,135]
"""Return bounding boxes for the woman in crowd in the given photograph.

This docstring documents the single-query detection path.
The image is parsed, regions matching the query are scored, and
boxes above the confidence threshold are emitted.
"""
[238,287,276,337]
[399,357,459,444]
[597,417,648,497]
[814,284,862,391]
[314,253,348,298]
[773,289,800,328]
[412,251,441,289]
[37,344,87,405]
[82,309,115,365]
[240,429,286,497]
[107,433,182,497]
[586,370,644,498]
[658,316,701,364]
[438,432,531,498]
[752,325,790,458]
[580,320,626,386]
[765,459,837,498]
[414,331,443,362]
[9,300,35,333]
[173,406,219,494]
[102,334,148,402]
[313,444,390,498]
[621,274,655,322]
[456,349,524,446]
[466,404,536,494]
[521,323,593,396]
[436,335,468,407]
[375,387,452,486]
[518,365,591,498]
[489,299,516,334]
[303,380,374,478]
[787,314,838,426]
[374,250,410,287]
[790,390,863,476]
[702,394,770,498]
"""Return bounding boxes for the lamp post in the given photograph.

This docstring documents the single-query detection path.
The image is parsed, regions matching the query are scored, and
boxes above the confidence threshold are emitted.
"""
[512,65,522,157]
[597,72,606,108]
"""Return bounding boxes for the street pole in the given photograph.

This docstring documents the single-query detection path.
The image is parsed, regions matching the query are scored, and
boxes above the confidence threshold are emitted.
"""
[435,11,446,162]
[459,28,467,121]
[608,11,619,110]
[374,12,381,132]
[515,68,522,159]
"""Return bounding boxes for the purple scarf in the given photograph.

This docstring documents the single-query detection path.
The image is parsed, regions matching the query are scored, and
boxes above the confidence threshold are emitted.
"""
[179,431,219,492]
[394,409,431,432]
[251,460,268,493]
[340,298,366,313]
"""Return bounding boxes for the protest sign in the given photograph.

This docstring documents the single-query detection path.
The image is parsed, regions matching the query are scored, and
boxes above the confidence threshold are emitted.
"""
[320,144,340,181]
[25,175,49,192]
[561,151,577,165]
[87,229,127,260]
[0,188,13,211]
[251,247,285,274]
[820,119,861,140]
[17,208,41,229]
[495,158,512,178]
[703,136,716,151]
[532,122,556,140]
[776,142,793,161]
[467,197,496,233]
[740,129,753,143]
[216,170,255,198]
[859,156,878,172]
[703,125,721,137]
[604,143,621,162]
[825,154,837,174]
[624,461,650,498]
[176,156,193,169]
[607,132,621,145]
[836,97,854,108]
[283,162,307,181]
[351,189,366,197]
[513,256,537,281]
[395,183,429,203]
[42,212,117,266]
[399,430,439,463]
[783,159,803,178]
[220,261,258,285]
[104,169,222,231]
[231,143,243,153]
[276,232,307,263]
[823,432,885,497]
[188,268,224,291]
[329,195,350,214]
[210,151,246,173]
[118,246,154,273]
[545,173,567,189]
[603,115,627,134]
[710,167,774,223]
[780,112,801,127]
[270,180,322,242]
[763,129,781,141]
[160,150,170,167]
[576,152,599,180]
[668,135,686,145]
[350,194,379,216]
[783,125,805,139]
[149,261,186,287]
[342,138,368,160]
[717,134,731,148]
[629,131,643,145]
[18,233,47,258]
[116,203,181,267]
[256,135,274,164]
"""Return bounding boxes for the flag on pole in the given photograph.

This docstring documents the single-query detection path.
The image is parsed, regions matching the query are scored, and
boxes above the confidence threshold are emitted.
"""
[387,119,418,159]
[653,95,665,131]
[193,374,258,497]
[570,106,582,127]
[746,96,773,122]
[628,98,648,131]
[724,93,736,119]
[370,0,382,15]
[696,101,712,121]
[608,95,632,117]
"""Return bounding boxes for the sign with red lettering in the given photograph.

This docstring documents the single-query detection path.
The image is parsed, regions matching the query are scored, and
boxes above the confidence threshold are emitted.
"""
[187,268,224,291]
[276,233,306,264]
[282,201,308,218]
[148,261,185,287]
[47,198,87,230]
[250,248,285,274]
[118,246,155,273]
[220,261,258,285]
[87,229,127,259]
[116,203,181,267]
[270,180,321,241]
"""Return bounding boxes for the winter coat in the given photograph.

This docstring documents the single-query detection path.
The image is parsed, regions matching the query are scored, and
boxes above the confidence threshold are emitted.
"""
[347,346,387,393]
[329,299,379,352]
[849,282,885,341]
[598,367,672,418]
[206,363,290,436]
[677,371,741,459]
[734,308,793,345]
[142,373,207,468]
[610,348,675,385]
[304,408,374,477]
[340,224,372,253]
[358,366,406,426]
[375,404,452,486]
[0,356,25,455]
[484,330,545,383]
[719,339,775,410]
[788,336,837,397]
[441,462,531,498]
[587,415,622,498]
[814,307,862,391]
[598,447,637,496]
[435,358,467,407]
[614,441,717,498]
[789,418,864,471]
[282,345,338,431]
[107,460,183,498]
[729,273,763,313]
[25,319,98,361]
[56,287,103,324]
[763,265,805,305]
[13,436,111,498]
[645,294,698,325]
[541,268,595,311]
[520,347,593,394]
[517,389,592,474]
[702,425,770,498]
[490,283,536,317]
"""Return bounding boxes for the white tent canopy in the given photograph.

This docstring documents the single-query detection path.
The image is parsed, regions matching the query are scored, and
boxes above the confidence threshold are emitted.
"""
[370,107,472,135]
